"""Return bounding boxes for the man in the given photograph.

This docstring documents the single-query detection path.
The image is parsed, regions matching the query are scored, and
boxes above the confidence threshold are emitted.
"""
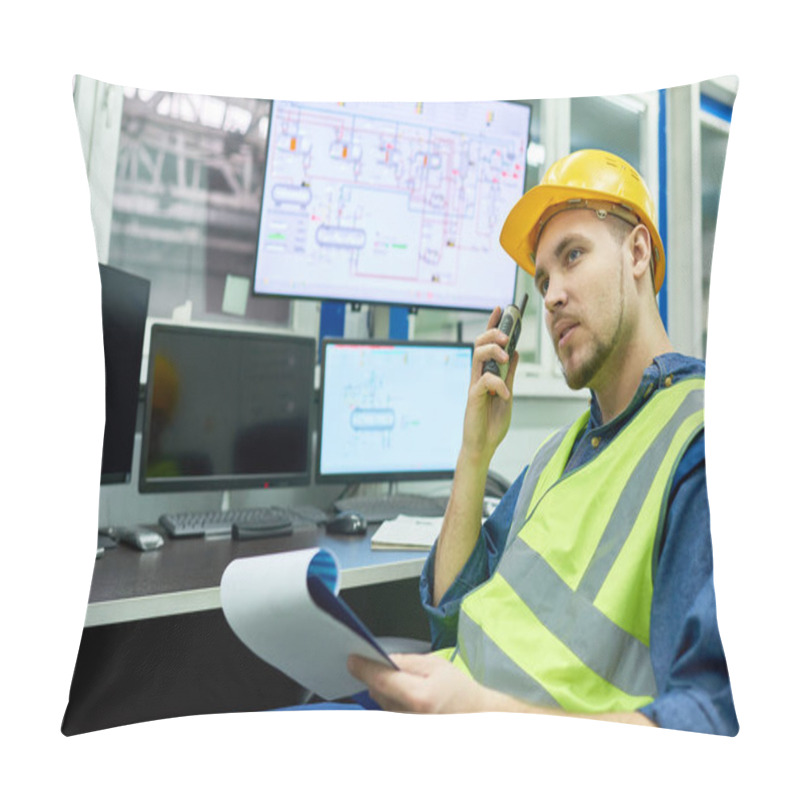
[347,149,738,736]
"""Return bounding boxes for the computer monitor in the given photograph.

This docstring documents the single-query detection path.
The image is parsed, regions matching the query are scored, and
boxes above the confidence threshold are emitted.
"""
[99,263,151,485]
[252,99,531,312]
[139,324,315,493]
[317,339,473,483]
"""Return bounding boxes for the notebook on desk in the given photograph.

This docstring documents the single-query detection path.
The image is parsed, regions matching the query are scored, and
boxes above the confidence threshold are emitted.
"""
[370,514,490,551]
[370,515,444,551]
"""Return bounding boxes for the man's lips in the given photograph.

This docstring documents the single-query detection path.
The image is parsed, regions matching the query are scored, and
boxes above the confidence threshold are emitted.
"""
[553,319,579,347]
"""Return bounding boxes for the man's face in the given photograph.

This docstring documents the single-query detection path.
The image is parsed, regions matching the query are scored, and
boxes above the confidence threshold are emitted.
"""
[533,209,632,391]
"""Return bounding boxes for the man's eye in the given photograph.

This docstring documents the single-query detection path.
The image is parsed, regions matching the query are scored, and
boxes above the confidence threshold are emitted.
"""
[538,277,549,297]
[567,248,582,262]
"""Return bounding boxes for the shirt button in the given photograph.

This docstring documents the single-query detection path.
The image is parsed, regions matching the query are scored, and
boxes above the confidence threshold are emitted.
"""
[591,437,601,448]
[664,375,673,387]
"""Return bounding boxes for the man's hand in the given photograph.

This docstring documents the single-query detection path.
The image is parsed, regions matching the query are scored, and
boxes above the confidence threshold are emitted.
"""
[347,652,490,714]
[461,306,520,469]
[347,652,658,727]
[431,307,519,605]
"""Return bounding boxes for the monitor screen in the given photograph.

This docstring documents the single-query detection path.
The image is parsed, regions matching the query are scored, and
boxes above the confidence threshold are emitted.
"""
[99,263,150,485]
[317,339,473,483]
[139,325,315,493]
[252,100,531,312]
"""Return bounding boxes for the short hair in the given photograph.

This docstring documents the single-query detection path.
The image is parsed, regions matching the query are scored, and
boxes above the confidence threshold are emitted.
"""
[604,214,657,292]
[604,212,635,245]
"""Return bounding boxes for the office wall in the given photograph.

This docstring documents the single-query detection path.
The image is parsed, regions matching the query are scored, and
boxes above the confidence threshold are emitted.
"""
[73,77,123,264]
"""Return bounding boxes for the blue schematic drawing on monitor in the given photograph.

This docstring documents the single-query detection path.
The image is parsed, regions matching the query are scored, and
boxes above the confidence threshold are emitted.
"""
[317,339,473,483]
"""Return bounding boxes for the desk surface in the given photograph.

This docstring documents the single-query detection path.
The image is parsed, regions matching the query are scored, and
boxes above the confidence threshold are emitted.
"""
[88,524,427,627]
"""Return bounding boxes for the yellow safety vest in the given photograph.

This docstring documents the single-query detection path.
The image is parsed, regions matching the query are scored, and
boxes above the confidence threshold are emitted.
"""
[443,377,704,714]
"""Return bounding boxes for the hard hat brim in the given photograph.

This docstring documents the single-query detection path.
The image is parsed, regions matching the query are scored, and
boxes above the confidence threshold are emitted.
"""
[500,184,666,294]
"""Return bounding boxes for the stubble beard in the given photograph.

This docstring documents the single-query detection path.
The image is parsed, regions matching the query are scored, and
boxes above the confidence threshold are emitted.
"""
[557,259,627,391]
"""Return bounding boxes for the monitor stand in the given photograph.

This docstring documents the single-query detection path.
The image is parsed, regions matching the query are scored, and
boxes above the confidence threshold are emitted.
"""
[333,486,449,523]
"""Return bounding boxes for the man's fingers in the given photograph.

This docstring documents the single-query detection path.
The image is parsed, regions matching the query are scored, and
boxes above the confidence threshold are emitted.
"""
[478,371,511,401]
[475,308,506,352]
[389,652,434,674]
[348,652,429,681]
[473,341,509,371]
[347,653,427,712]
[505,350,520,391]
[471,338,511,391]
[485,306,502,330]
[474,327,509,350]
[347,654,388,682]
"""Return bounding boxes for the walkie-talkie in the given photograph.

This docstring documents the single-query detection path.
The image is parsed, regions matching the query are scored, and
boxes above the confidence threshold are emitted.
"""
[482,293,528,384]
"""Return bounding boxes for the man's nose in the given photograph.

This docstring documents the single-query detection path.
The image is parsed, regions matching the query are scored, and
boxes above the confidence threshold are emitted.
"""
[544,274,567,313]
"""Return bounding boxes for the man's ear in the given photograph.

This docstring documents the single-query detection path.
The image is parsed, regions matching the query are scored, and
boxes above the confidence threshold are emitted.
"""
[629,224,653,283]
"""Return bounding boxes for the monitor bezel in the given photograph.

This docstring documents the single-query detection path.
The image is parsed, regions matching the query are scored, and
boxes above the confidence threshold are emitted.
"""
[139,323,316,494]
[251,99,531,313]
[316,337,474,485]
[99,263,151,486]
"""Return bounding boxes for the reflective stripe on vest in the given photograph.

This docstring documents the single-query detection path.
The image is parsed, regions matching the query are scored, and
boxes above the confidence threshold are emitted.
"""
[451,378,704,714]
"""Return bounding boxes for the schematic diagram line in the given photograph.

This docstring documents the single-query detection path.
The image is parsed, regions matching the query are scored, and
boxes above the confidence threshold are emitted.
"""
[253,100,529,311]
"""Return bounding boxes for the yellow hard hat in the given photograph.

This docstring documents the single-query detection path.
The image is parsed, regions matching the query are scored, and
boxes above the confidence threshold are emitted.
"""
[499,149,666,293]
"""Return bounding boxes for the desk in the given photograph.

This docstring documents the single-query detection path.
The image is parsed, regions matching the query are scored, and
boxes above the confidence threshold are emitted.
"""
[63,524,430,735]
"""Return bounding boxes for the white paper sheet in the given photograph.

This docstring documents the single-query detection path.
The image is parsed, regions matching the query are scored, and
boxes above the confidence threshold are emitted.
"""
[220,548,395,701]
[370,515,445,550]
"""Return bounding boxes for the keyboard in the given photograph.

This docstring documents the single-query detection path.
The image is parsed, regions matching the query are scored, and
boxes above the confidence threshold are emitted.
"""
[333,494,449,523]
[159,505,328,538]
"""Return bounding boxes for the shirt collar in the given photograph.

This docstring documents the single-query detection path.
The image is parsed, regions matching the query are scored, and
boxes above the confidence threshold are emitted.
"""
[587,352,706,432]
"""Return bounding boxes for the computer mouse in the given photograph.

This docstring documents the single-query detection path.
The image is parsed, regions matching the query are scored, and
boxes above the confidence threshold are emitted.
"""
[116,528,165,551]
[326,511,368,536]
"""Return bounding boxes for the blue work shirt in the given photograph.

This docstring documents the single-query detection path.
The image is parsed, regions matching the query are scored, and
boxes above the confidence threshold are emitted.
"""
[420,352,739,736]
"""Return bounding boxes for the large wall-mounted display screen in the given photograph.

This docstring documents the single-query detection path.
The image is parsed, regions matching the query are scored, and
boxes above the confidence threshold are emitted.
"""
[253,100,531,312]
